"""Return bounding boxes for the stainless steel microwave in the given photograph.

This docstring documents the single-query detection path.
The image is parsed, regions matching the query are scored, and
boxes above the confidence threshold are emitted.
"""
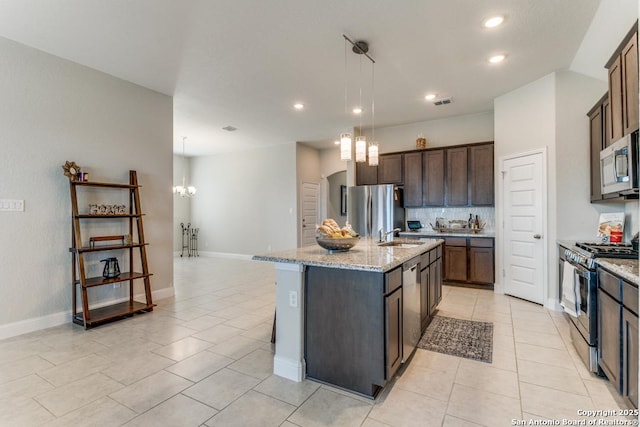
[600,132,639,197]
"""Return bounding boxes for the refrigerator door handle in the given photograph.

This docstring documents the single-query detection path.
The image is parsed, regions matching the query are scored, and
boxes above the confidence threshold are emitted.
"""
[366,191,372,236]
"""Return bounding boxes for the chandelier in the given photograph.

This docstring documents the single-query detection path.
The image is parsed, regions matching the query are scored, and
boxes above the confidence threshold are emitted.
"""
[340,34,378,166]
[173,137,196,197]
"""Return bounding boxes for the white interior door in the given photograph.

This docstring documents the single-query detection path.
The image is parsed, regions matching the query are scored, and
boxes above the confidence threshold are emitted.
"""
[301,182,319,247]
[502,150,546,304]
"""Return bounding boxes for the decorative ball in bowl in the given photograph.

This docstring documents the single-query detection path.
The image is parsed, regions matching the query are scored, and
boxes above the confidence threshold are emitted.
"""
[315,235,360,253]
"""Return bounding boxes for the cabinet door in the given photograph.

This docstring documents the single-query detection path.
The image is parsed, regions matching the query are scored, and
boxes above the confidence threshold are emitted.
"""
[622,31,639,135]
[420,267,429,332]
[428,261,438,315]
[609,55,624,142]
[623,307,638,408]
[598,288,622,391]
[588,101,604,201]
[403,152,423,207]
[469,144,494,206]
[356,161,378,186]
[446,147,468,206]
[469,247,495,284]
[378,154,403,184]
[603,97,612,148]
[444,245,467,282]
[385,287,403,380]
[423,150,445,206]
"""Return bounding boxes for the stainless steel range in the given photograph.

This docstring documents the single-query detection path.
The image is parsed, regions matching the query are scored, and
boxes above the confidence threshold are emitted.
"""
[559,242,638,373]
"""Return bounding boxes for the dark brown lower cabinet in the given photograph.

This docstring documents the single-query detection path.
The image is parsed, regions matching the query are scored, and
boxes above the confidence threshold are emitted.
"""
[598,287,621,391]
[420,246,442,332]
[385,287,403,380]
[622,307,638,408]
[443,237,494,288]
[444,243,467,282]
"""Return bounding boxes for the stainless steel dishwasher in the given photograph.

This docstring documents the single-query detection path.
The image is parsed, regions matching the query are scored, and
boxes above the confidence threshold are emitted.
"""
[402,256,421,362]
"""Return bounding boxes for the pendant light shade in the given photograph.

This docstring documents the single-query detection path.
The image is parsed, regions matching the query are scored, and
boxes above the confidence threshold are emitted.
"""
[355,136,367,162]
[340,133,352,160]
[368,143,379,166]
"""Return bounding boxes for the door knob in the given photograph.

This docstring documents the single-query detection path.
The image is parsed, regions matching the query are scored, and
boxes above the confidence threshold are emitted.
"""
[533,234,542,239]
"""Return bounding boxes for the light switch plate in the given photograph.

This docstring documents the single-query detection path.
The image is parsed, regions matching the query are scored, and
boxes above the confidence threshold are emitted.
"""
[0,199,24,212]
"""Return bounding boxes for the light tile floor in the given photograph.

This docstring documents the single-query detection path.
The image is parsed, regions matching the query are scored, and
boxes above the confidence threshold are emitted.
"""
[0,257,634,426]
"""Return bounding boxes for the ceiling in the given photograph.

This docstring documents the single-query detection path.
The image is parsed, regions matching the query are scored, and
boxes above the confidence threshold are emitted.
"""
[0,0,604,156]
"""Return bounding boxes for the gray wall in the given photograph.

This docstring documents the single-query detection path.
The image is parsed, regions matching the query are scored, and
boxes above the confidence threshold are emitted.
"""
[173,154,191,253]
[0,36,174,337]
[327,171,347,227]
[190,143,297,256]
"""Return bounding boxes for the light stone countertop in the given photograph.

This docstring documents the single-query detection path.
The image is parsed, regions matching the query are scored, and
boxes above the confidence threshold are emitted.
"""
[596,258,639,286]
[252,237,444,273]
[399,230,495,238]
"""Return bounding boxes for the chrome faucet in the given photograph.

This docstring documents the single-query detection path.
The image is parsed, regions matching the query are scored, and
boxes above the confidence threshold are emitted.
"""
[379,228,401,243]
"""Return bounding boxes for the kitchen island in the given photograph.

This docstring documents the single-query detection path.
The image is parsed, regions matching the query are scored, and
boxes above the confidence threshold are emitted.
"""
[253,237,443,397]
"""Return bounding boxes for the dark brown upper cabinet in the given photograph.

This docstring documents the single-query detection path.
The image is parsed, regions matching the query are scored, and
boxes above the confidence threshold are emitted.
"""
[423,150,445,206]
[355,161,378,186]
[403,152,423,207]
[445,147,469,206]
[606,22,639,144]
[469,143,494,205]
[378,153,403,185]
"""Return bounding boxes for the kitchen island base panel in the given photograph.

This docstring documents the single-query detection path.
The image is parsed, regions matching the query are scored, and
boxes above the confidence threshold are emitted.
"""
[305,266,386,398]
[273,262,306,382]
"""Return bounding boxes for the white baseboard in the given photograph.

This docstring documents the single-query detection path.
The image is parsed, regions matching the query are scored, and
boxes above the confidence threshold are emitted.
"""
[0,286,175,341]
[273,355,305,382]
[198,251,253,261]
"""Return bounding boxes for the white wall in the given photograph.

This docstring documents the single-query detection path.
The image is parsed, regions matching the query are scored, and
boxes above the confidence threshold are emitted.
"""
[361,111,495,153]
[190,143,297,256]
[494,69,637,308]
[0,37,174,337]
[173,154,191,253]
[494,73,556,304]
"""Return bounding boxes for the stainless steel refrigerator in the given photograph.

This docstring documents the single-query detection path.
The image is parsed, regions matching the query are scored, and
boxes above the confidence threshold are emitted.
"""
[347,185,405,239]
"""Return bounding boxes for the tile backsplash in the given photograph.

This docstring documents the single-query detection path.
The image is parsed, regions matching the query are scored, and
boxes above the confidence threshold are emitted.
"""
[406,207,496,231]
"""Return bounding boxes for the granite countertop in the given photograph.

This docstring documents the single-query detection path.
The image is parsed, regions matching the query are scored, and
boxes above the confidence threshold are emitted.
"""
[596,258,639,286]
[399,229,495,238]
[252,237,444,273]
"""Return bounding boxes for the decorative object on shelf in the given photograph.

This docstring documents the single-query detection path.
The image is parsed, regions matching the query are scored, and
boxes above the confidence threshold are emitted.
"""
[339,34,379,165]
[173,137,197,197]
[77,171,89,181]
[180,222,199,257]
[88,204,127,215]
[89,204,98,215]
[416,135,427,148]
[125,234,133,245]
[62,161,81,181]
[101,257,120,278]
[90,235,125,248]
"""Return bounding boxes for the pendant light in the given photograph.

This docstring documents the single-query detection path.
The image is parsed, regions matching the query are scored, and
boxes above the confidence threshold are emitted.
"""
[173,137,196,197]
[368,58,379,166]
[340,34,378,163]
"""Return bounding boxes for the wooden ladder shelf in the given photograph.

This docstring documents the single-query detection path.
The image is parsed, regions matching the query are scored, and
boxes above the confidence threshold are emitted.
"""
[69,170,154,329]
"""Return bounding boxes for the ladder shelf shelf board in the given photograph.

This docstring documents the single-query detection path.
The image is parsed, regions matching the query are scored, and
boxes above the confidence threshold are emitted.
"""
[68,170,154,329]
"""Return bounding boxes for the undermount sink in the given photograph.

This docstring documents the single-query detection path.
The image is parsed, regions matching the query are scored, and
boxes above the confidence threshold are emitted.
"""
[377,240,422,248]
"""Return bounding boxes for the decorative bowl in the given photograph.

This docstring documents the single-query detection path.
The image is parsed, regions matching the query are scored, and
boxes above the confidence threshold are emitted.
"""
[316,235,360,253]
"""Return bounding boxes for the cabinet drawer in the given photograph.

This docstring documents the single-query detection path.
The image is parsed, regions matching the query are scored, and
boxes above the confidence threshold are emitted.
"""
[623,280,638,315]
[420,252,429,268]
[445,237,467,247]
[469,237,493,248]
[385,267,402,294]
[599,269,621,300]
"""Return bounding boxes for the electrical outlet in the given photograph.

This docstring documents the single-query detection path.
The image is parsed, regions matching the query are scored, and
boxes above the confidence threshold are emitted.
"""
[288,290,298,308]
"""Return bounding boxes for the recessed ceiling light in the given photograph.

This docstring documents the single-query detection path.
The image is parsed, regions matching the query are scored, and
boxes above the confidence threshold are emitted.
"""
[425,93,437,101]
[488,54,506,64]
[352,107,363,114]
[483,15,504,28]
[293,103,304,110]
